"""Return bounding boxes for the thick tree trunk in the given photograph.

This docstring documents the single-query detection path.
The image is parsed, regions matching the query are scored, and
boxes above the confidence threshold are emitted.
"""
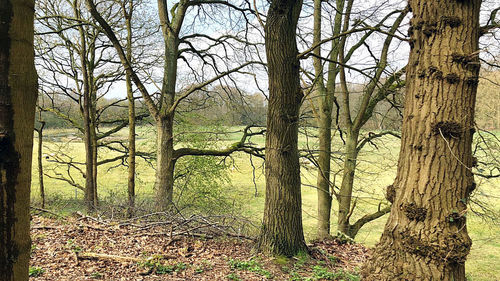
[337,131,358,235]
[0,0,37,278]
[153,37,177,211]
[257,0,307,256]
[154,117,175,210]
[362,0,480,280]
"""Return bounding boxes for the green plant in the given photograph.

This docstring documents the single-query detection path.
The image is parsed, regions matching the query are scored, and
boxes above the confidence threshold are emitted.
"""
[311,266,360,281]
[228,258,272,279]
[175,262,187,272]
[334,231,355,245]
[227,272,241,281]
[90,271,103,279]
[29,267,45,277]
[140,258,188,275]
[294,251,309,268]
[195,259,213,274]
[155,264,174,274]
[327,255,339,264]
[65,239,82,253]
[289,271,304,281]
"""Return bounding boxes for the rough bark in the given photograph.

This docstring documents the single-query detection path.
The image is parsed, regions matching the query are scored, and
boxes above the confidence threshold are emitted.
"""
[0,0,37,278]
[257,0,307,256]
[362,0,480,280]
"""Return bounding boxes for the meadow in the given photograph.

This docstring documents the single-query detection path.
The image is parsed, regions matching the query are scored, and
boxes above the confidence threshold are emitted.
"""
[30,126,500,280]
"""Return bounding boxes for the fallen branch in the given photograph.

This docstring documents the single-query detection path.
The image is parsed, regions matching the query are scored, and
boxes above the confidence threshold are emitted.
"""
[77,252,142,263]
[31,206,63,218]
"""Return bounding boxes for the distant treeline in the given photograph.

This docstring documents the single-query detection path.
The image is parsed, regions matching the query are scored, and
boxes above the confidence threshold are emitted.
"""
[37,72,499,131]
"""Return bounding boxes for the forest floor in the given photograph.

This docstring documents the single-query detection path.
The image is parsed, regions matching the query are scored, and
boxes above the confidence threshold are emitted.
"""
[29,214,368,281]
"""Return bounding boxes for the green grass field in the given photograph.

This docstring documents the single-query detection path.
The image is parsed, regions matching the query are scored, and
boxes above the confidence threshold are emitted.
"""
[30,126,500,280]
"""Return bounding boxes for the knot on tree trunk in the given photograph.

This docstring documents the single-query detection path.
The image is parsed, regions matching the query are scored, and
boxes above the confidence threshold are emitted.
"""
[402,202,427,222]
[400,229,472,264]
[385,184,396,203]
[432,121,462,139]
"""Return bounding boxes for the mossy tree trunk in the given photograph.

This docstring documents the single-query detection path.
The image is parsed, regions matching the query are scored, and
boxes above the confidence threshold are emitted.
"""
[0,0,37,278]
[362,0,481,280]
[257,0,307,256]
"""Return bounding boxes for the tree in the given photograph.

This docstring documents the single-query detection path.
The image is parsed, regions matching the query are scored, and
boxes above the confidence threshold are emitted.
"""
[306,0,407,238]
[121,0,136,218]
[34,116,46,209]
[86,0,261,211]
[35,0,149,211]
[256,0,307,256]
[0,0,37,278]
[362,0,482,279]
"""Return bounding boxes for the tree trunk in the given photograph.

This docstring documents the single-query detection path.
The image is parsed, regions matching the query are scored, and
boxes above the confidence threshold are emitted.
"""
[154,117,175,211]
[337,131,358,236]
[316,99,333,238]
[36,122,46,209]
[313,0,332,239]
[83,105,94,211]
[124,0,135,218]
[0,0,37,278]
[315,0,343,238]
[153,36,177,211]
[91,122,98,208]
[362,0,480,280]
[257,0,307,256]
[79,18,97,212]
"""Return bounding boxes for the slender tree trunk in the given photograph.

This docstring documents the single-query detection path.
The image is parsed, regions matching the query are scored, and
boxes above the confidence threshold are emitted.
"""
[78,17,97,212]
[257,0,307,256]
[91,123,98,207]
[36,122,46,209]
[316,97,333,238]
[362,0,480,279]
[337,131,358,235]
[0,0,37,278]
[83,106,95,211]
[313,0,333,239]
[124,0,135,218]
[315,0,344,238]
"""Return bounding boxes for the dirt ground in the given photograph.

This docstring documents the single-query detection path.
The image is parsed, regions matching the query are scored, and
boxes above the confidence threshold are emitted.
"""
[29,214,369,280]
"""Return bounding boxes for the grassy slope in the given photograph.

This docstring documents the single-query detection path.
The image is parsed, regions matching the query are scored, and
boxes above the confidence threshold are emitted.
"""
[30,127,500,280]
